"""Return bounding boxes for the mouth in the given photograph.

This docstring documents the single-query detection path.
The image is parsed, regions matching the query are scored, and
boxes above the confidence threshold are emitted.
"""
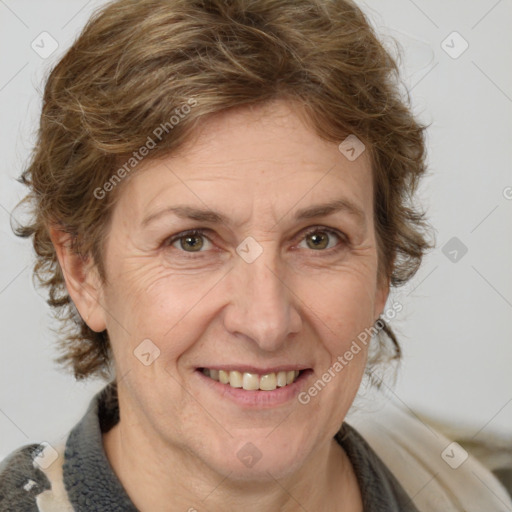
[194,365,314,408]
[198,367,305,391]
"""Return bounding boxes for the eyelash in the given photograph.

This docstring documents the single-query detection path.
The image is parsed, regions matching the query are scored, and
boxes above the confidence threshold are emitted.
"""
[163,226,348,257]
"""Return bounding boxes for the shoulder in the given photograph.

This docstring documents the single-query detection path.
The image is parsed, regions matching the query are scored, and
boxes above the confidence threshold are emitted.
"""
[0,440,73,511]
[0,443,52,510]
[345,398,512,512]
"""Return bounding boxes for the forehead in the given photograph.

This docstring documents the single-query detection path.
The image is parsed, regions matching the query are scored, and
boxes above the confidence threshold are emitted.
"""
[113,100,373,226]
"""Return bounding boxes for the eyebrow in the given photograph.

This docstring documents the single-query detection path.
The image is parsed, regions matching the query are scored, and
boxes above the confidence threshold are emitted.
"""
[141,198,367,229]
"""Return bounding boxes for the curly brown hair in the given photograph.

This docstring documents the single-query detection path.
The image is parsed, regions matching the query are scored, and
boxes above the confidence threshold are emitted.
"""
[14,0,434,380]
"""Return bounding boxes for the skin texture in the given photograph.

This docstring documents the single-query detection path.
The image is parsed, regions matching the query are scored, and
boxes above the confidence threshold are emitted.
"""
[51,99,389,511]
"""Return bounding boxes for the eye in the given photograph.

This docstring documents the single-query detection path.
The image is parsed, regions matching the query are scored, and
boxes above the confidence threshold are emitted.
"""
[166,229,213,253]
[297,226,346,252]
[164,226,347,255]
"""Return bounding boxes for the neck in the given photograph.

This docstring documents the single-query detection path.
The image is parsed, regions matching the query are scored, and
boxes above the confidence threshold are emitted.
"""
[103,419,362,512]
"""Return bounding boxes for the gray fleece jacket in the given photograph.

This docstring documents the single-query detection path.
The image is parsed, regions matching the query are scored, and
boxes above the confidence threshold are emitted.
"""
[0,382,420,511]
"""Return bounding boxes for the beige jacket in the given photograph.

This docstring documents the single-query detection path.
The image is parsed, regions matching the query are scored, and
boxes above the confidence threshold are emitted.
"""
[347,397,512,511]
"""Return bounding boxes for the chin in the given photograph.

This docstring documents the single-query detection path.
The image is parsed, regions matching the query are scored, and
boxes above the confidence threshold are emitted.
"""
[202,434,311,482]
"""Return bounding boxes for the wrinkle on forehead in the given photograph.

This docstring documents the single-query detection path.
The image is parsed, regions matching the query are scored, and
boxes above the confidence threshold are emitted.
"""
[110,99,373,238]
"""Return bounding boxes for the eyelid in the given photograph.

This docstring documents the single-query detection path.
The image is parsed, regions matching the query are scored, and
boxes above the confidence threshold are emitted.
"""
[165,229,215,253]
[297,225,346,243]
[293,225,348,253]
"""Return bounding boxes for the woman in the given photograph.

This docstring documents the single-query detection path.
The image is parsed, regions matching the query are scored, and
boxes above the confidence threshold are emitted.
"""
[0,0,510,510]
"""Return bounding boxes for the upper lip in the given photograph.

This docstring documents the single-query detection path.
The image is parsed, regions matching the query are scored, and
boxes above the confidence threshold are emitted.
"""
[197,365,310,374]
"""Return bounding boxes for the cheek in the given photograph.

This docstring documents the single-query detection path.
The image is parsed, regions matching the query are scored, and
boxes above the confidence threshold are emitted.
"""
[305,269,378,346]
[103,241,379,368]
[302,276,373,411]
[103,264,220,360]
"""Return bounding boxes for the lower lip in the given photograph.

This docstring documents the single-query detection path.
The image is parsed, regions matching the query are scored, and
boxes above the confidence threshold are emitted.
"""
[194,369,313,408]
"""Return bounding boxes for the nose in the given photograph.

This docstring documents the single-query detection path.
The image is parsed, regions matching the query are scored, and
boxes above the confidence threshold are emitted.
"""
[222,244,302,352]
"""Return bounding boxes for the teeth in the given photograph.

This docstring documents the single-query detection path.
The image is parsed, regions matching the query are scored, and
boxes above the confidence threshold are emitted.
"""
[259,373,277,391]
[276,371,287,387]
[229,370,243,388]
[242,372,260,390]
[202,368,302,391]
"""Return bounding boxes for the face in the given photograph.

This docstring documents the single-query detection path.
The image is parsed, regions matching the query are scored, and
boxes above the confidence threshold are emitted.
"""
[86,99,388,481]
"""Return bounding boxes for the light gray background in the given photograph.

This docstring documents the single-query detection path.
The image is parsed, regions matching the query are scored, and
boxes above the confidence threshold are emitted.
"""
[1,0,511,460]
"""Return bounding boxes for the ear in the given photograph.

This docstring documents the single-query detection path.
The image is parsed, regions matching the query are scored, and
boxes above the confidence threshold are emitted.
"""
[374,273,390,321]
[49,226,107,333]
